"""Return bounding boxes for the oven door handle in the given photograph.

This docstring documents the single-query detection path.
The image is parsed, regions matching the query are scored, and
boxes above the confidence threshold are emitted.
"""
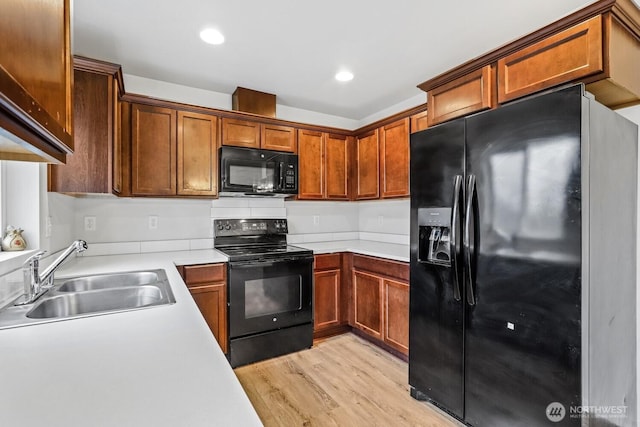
[230,257,313,268]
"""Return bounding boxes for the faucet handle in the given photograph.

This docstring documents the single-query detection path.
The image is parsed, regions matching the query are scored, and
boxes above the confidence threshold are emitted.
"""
[23,250,46,267]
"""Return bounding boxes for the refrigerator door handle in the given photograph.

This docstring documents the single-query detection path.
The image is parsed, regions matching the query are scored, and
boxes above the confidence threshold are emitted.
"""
[450,175,463,301]
[464,174,477,306]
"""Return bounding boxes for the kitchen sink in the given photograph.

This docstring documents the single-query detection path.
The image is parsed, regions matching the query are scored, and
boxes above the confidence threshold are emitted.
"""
[57,271,160,292]
[0,269,175,329]
[27,286,165,319]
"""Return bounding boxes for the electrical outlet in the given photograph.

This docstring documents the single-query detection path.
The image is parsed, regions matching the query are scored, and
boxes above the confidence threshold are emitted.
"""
[148,215,158,230]
[84,216,96,231]
[45,216,52,238]
[313,215,320,226]
[378,215,384,226]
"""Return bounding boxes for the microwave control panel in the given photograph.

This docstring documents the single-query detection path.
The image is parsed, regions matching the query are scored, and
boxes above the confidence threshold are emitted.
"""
[283,164,296,189]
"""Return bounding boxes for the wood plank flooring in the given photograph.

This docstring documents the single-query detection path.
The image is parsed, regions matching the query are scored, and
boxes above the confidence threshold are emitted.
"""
[234,333,462,427]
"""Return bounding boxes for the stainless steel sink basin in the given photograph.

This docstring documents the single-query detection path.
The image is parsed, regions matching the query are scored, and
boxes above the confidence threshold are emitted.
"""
[57,271,160,292]
[27,286,164,319]
[0,269,175,329]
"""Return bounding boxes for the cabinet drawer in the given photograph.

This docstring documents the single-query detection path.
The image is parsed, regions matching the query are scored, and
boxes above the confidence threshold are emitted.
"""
[183,263,226,285]
[314,253,342,270]
[352,254,409,282]
[498,15,603,103]
[427,65,495,126]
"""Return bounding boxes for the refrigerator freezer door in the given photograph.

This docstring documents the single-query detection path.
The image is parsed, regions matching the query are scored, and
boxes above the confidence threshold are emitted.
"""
[409,119,465,418]
[464,86,583,426]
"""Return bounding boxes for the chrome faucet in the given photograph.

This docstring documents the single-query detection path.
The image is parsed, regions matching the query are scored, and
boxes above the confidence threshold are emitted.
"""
[17,240,88,305]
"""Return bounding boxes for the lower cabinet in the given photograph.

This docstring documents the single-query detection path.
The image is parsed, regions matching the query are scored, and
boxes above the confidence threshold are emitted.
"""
[313,253,348,338]
[351,254,409,356]
[179,263,228,354]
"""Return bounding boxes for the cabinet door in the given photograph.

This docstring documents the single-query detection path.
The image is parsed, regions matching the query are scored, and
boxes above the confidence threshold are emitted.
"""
[0,0,73,158]
[177,111,218,196]
[410,110,429,133]
[353,270,383,339]
[380,119,409,198]
[112,84,122,194]
[49,69,113,193]
[298,129,324,199]
[221,118,260,148]
[498,15,603,104]
[384,279,409,355]
[314,269,341,331]
[189,283,228,354]
[427,65,495,127]
[325,134,350,200]
[355,131,380,200]
[261,123,297,152]
[131,104,176,195]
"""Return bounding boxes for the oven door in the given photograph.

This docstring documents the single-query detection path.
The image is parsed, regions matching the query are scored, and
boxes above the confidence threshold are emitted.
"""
[228,256,313,338]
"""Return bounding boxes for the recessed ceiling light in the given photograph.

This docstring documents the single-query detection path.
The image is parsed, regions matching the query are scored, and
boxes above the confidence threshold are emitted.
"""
[200,28,225,45]
[335,71,354,82]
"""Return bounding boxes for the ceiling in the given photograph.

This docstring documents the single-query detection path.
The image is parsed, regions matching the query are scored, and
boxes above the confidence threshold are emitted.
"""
[73,0,595,120]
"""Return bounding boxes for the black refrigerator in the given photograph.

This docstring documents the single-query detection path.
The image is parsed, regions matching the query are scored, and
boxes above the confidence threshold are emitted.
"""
[409,84,637,426]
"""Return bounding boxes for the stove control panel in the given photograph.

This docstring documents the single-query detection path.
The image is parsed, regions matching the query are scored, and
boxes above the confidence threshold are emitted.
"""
[214,218,288,237]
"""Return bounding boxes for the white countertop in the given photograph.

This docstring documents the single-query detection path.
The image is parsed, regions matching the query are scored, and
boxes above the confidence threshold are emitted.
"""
[0,250,261,427]
[0,242,407,427]
[296,240,409,262]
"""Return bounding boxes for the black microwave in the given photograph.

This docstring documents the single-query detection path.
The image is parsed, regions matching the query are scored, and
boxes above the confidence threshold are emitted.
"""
[219,146,298,197]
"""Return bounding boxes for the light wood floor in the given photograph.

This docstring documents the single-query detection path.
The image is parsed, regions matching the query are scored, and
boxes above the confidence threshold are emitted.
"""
[234,333,463,427]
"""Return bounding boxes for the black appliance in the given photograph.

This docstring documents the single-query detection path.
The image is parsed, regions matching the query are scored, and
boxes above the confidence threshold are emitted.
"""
[214,218,313,367]
[409,85,637,426]
[219,146,298,197]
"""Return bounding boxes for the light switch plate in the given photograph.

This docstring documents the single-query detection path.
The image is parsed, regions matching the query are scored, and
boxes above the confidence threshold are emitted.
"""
[148,215,158,230]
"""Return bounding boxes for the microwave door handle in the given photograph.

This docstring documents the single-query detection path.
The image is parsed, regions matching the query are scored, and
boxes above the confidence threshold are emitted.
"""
[278,162,284,189]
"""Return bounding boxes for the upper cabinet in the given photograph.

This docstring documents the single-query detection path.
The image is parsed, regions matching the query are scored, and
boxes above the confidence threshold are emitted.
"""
[379,119,409,199]
[354,130,380,200]
[222,117,296,153]
[497,16,603,103]
[0,0,73,163]
[419,0,640,124]
[298,130,350,200]
[131,104,177,196]
[426,66,495,127]
[125,102,220,197]
[49,57,123,194]
[177,111,219,197]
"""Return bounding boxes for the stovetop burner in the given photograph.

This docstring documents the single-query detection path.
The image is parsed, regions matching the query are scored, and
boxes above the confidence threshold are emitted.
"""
[213,219,312,262]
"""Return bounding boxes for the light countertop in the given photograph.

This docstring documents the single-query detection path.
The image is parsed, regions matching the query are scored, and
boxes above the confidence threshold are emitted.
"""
[295,240,409,262]
[0,241,407,426]
[0,250,261,427]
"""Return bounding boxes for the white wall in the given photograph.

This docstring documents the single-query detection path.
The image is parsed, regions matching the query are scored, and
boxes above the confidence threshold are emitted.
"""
[358,199,410,245]
[124,74,362,131]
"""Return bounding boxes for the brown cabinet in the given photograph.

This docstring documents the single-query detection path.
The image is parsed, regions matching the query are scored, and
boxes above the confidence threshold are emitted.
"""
[354,130,380,200]
[498,15,603,104]
[353,270,383,340]
[314,254,342,335]
[222,117,297,152]
[379,118,409,198]
[427,65,495,127]
[0,0,73,162]
[352,254,409,356]
[298,130,350,200]
[410,110,429,133]
[127,102,220,197]
[180,264,228,353]
[131,104,177,196]
[177,111,219,196]
[383,278,409,354]
[261,123,297,153]
[49,58,122,194]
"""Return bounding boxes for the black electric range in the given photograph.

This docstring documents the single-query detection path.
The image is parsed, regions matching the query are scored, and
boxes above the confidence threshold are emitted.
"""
[213,218,314,367]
